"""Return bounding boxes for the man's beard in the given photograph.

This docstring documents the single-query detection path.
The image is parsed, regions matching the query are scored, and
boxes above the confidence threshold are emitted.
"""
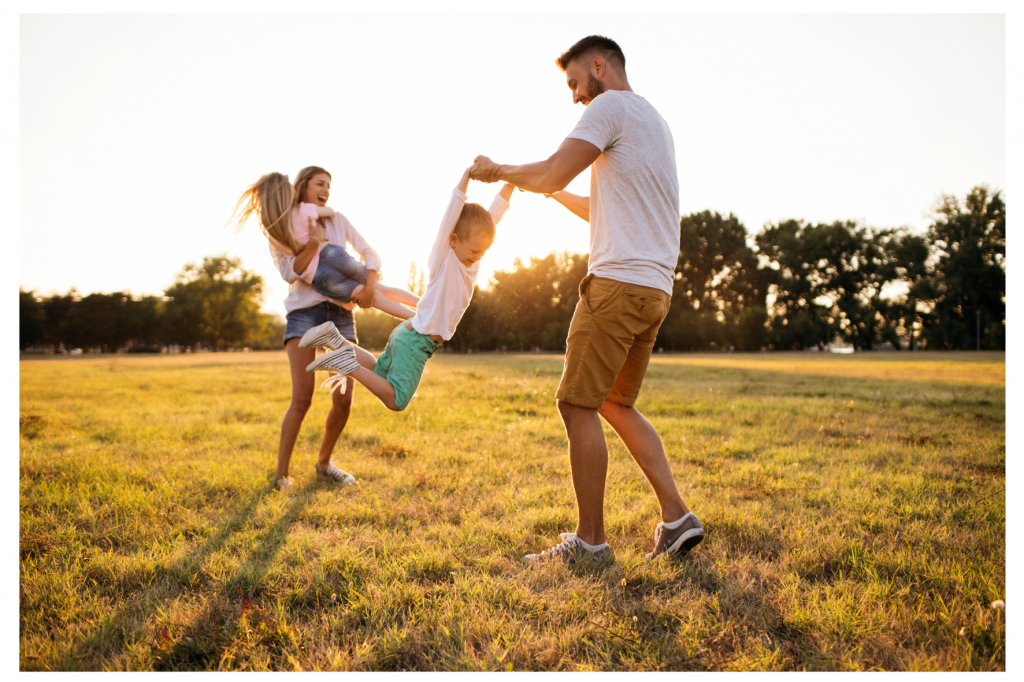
[586,73,607,100]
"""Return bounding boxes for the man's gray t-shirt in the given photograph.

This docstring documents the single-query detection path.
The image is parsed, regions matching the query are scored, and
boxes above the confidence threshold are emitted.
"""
[566,90,680,295]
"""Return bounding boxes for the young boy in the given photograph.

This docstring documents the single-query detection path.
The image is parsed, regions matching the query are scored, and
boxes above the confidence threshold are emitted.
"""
[300,167,514,411]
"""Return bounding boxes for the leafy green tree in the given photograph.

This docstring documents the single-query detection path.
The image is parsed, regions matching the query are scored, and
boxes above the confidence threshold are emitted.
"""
[19,289,45,350]
[163,255,265,350]
[660,211,767,350]
[923,186,1005,349]
[755,220,832,349]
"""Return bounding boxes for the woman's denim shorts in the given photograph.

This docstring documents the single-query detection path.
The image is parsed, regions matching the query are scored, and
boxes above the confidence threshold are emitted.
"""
[283,301,357,346]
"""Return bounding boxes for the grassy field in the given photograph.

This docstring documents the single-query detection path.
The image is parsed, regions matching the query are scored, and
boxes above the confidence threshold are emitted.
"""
[19,350,1005,671]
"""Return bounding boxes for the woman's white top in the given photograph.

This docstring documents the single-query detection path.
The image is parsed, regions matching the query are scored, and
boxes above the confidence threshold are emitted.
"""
[409,188,510,341]
[269,212,383,314]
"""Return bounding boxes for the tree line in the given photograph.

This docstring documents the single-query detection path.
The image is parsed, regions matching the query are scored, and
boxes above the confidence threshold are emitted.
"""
[21,186,1004,354]
[20,256,284,353]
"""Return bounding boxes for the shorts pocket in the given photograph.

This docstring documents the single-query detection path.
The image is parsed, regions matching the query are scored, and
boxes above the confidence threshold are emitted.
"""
[582,276,617,314]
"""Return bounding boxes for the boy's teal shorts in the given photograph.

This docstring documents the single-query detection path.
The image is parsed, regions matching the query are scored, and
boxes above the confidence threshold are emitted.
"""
[372,323,443,411]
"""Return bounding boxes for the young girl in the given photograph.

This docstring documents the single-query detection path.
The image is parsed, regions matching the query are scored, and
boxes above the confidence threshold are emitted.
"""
[234,172,420,319]
[301,167,514,410]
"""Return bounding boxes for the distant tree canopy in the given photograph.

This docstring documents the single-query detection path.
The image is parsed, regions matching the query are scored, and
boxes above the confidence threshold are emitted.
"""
[23,187,1004,353]
[21,255,283,352]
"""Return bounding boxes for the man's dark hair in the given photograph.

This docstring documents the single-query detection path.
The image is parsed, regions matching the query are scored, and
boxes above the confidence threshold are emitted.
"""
[556,35,626,74]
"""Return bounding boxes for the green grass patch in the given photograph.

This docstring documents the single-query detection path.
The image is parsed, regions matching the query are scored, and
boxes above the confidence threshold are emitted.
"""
[20,351,1005,671]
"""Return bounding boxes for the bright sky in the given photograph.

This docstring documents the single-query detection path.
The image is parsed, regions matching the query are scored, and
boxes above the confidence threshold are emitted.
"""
[19,11,1006,316]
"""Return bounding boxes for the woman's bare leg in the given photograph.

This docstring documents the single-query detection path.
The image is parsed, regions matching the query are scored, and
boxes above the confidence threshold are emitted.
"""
[317,375,354,469]
[278,339,316,479]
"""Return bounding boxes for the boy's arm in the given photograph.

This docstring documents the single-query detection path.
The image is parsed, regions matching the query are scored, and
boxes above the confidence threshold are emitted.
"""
[488,183,515,226]
[547,190,590,222]
[425,168,472,273]
[456,166,471,195]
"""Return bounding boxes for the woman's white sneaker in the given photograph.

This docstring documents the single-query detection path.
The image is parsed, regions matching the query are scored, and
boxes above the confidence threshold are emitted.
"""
[316,461,355,486]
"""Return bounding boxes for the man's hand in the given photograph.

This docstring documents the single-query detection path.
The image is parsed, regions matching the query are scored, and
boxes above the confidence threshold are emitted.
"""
[309,217,327,245]
[470,156,502,183]
[354,270,379,308]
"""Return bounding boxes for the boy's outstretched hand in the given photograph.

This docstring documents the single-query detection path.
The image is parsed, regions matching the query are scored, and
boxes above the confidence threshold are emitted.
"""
[470,156,501,183]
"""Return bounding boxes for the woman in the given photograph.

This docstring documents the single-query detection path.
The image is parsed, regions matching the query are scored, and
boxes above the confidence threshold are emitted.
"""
[268,166,383,490]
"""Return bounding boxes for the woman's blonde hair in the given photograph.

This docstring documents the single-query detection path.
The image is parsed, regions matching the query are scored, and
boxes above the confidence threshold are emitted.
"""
[293,166,331,208]
[231,172,300,254]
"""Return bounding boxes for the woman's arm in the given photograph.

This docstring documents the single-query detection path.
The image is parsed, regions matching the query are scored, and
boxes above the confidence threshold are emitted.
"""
[547,190,590,222]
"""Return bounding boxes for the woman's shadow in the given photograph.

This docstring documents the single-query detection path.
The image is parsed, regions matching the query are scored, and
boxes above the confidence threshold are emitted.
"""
[54,478,327,671]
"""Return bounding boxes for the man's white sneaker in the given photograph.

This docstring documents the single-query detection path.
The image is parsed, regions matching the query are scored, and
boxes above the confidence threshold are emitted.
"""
[306,344,361,394]
[299,321,346,351]
[316,461,355,486]
[524,533,613,566]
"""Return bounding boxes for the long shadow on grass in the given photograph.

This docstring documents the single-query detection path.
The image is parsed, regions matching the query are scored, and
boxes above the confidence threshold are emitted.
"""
[152,481,325,671]
[54,482,312,671]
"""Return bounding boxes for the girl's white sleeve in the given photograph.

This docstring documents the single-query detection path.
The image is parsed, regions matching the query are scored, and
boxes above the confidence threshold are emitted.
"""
[427,189,468,275]
[334,213,383,272]
[488,192,511,226]
[270,240,302,284]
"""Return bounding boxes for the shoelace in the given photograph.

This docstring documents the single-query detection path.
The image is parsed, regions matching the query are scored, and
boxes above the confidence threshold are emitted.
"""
[319,463,348,481]
[652,522,665,548]
[320,374,349,395]
[538,532,581,559]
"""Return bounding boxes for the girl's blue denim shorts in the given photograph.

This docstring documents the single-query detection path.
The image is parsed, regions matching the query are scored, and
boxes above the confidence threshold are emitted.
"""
[283,301,357,346]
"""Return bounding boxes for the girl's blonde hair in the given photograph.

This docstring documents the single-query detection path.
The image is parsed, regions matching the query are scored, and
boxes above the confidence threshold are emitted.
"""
[293,166,331,208]
[231,172,300,254]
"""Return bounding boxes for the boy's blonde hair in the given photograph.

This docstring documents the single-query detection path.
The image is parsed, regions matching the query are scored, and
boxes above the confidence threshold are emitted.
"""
[231,173,300,254]
[453,203,496,241]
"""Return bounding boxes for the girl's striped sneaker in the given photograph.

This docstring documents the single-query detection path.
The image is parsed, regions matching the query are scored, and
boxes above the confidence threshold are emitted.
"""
[305,344,361,394]
[299,321,346,350]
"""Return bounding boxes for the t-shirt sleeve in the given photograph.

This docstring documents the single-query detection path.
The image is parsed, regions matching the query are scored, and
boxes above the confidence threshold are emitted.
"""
[564,92,621,152]
[488,192,511,227]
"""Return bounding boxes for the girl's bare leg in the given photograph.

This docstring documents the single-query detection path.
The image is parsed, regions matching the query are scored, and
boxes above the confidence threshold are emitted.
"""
[344,285,415,320]
[376,284,420,308]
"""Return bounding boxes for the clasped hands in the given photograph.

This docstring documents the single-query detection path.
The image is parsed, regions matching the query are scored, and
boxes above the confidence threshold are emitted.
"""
[470,156,555,198]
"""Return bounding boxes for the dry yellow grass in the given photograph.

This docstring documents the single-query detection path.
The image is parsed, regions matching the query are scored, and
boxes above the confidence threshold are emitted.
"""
[20,351,1005,670]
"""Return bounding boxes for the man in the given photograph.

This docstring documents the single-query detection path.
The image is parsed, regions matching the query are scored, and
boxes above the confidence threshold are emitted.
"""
[471,35,703,564]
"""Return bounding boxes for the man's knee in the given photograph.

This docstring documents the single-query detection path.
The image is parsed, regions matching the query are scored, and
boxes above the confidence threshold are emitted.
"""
[598,399,631,420]
[557,399,596,426]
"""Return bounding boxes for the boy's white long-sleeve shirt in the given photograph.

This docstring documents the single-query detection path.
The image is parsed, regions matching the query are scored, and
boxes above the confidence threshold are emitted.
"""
[269,212,383,314]
[409,188,510,341]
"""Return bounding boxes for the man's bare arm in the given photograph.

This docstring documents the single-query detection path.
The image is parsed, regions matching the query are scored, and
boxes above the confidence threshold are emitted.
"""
[547,190,590,222]
[471,138,600,194]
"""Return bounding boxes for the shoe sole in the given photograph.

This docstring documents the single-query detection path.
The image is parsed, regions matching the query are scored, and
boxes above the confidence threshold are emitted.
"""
[647,528,705,561]
[305,348,348,374]
[299,322,342,350]
[319,473,355,485]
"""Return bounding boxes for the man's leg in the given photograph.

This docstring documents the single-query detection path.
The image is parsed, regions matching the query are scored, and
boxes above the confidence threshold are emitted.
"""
[598,400,689,523]
[557,401,609,546]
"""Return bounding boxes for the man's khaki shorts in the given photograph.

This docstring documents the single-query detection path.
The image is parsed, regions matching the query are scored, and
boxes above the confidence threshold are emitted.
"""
[556,274,671,409]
